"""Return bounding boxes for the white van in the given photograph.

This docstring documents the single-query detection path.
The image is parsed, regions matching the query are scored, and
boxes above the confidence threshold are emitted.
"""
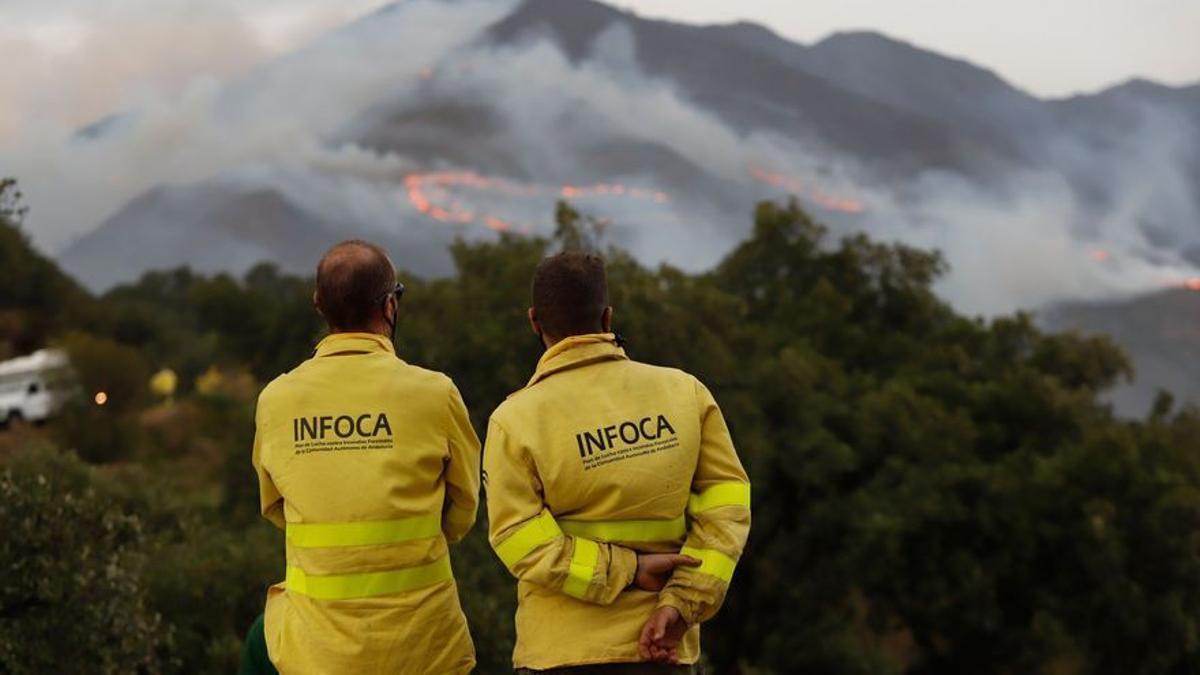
[0,349,76,425]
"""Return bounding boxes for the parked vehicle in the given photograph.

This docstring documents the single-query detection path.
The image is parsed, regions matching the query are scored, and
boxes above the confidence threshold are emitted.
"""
[0,349,76,425]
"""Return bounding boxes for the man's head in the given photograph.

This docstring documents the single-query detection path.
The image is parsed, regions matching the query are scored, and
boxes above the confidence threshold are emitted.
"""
[314,240,398,335]
[529,251,613,347]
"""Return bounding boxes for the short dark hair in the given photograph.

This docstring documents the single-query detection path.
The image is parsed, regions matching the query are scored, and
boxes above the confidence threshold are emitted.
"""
[315,240,395,331]
[531,251,609,339]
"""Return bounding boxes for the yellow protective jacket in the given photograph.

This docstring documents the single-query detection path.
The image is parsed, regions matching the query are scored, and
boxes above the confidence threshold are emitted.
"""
[484,334,751,669]
[252,332,481,674]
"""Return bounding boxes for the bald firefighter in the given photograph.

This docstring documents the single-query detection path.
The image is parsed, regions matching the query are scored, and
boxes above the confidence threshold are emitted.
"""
[246,240,480,674]
[485,252,752,673]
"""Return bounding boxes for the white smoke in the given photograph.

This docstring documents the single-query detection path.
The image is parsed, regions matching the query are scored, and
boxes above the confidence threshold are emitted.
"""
[1,0,1197,316]
[870,102,1200,314]
[861,167,1200,315]
[0,0,516,251]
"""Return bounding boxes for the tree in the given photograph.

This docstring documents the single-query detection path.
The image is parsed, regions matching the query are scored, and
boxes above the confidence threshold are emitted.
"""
[0,443,168,673]
[4,195,1200,673]
[0,179,92,357]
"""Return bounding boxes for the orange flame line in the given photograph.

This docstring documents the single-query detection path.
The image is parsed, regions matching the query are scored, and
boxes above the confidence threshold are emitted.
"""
[403,171,673,231]
[748,164,864,214]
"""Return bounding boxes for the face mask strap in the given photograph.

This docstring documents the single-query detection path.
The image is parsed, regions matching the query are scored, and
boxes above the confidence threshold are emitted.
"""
[379,282,404,345]
[383,296,398,343]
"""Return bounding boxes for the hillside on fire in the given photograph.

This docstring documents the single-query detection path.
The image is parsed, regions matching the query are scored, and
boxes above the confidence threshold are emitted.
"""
[19,0,1198,416]
[4,177,1200,673]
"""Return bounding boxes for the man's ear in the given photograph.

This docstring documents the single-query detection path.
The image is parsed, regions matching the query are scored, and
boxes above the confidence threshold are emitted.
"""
[601,306,614,333]
[312,290,322,315]
[528,308,541,336]
[385,294,398,323]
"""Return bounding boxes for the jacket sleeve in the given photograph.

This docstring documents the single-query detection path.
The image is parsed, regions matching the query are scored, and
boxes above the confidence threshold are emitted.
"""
[442,382,482,544]
[484,417,640,604]
[252,395,285,530]
[657,379,751,625]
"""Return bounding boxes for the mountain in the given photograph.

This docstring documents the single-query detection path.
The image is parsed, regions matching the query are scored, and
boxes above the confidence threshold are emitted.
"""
[47,0,1200,419]
[1044,288,1200,416]
[59,183,455,290]
[1050,80,1200,232]
[1059,78,1200,120]
[45,0,1200,413]
[801,31,1052,163]
[483,0,988,178]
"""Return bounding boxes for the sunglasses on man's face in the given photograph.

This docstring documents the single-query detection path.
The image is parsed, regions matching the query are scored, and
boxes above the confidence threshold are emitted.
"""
[380,282,405,303]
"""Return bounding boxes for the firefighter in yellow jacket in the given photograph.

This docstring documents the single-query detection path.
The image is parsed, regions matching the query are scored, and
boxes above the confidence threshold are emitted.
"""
[249,240,480,674]
[485,252,752,673]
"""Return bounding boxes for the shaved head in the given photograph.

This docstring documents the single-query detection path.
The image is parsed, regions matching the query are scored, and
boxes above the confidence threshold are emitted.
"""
[315,240,396,332]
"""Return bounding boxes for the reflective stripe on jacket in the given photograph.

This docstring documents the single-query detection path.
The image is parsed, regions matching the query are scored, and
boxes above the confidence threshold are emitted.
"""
[485,333,751,670]
[253,332,481,674]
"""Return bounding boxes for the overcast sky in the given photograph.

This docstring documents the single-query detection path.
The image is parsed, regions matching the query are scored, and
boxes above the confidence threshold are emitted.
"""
[1,0,1197,140]
[622,0,1200,97]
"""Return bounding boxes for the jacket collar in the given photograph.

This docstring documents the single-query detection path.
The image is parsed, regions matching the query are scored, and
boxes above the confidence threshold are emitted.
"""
[526,333,627,388]
[314,332,395,358]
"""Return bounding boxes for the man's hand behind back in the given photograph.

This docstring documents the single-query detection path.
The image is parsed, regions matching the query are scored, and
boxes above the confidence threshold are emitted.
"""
[638,606,688,664]
[632,553,700,592]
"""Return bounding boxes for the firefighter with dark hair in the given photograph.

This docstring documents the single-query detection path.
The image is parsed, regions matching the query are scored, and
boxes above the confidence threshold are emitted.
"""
[485,251,752,673]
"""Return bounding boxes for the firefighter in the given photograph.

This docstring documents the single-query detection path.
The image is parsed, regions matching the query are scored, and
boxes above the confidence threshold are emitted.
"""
[244,240,480,674]
[485,251,751,673]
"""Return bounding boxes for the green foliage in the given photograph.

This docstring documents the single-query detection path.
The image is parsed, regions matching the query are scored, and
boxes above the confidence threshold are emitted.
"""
[98,263,323,387]
[4,184,1200,673]
[51,332,150,463]
[144,518,283,674]
[58,332,150,414]
[0,180,91,357]
[0,443,167,674]
[0,178,28,224]
[396,234,549,430]
[207,388,267,526]
[553,199,609,252]
[693,202,1194,674]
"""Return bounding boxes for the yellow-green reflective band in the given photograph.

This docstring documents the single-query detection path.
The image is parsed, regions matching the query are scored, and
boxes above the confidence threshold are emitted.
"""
[562,537,599,599]
[494,510,563,569]
[559,516,686,542]
[680,546,737,583]
[286,556,452,600]
[687,483,751,514]
[287,513,442,548]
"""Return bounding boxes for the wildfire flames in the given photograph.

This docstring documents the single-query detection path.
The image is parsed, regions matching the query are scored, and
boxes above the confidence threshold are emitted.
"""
[401,159,872,234]
[748,165,866,214]
[559,184,669,203]
[402,171,670,233]
[402,163,867,233]
[1087,246,1200,292]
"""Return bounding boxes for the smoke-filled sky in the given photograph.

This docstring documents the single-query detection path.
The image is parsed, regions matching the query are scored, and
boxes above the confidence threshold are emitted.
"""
[2,0,1197,316]
[2,0,1197,142]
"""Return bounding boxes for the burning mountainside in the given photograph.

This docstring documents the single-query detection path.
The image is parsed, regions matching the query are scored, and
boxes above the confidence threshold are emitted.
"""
[1081,245,1200,293]
[401,171,671,232]
[400,164,865,235]
[748,165,866,214]
[44,0,1200,319]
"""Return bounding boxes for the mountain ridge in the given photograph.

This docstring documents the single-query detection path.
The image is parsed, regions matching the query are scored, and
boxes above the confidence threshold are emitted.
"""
[51,0,1200,415]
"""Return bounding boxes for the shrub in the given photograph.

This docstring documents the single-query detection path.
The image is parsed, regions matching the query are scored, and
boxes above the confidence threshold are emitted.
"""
[0,443,169,673]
